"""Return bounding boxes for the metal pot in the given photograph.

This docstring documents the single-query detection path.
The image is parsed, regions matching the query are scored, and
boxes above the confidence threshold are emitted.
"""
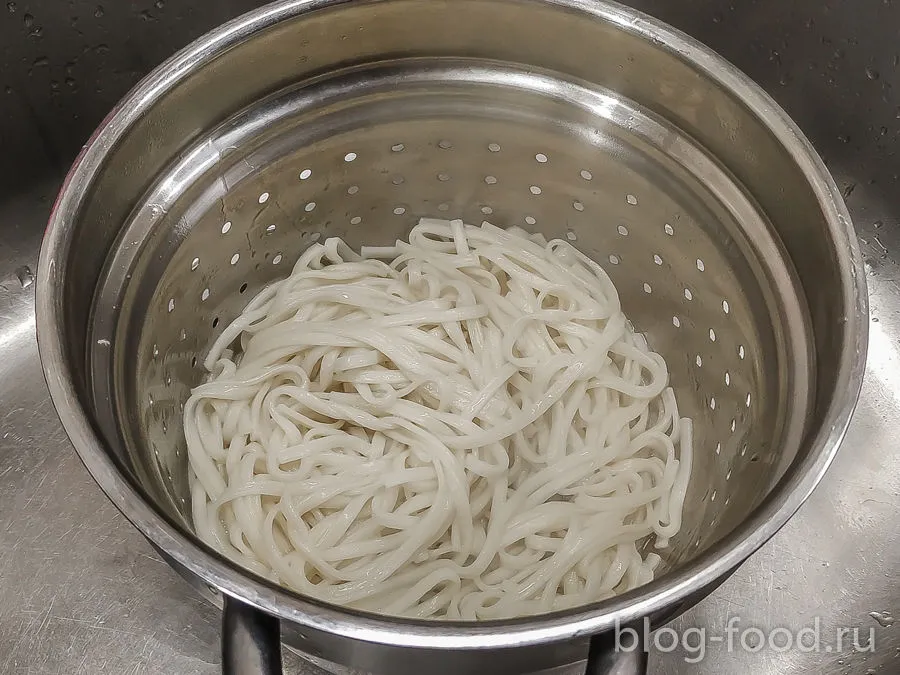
[35,0,867,673]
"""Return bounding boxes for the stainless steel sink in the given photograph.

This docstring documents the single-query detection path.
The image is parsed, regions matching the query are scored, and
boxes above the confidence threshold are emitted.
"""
[1,1,897,673]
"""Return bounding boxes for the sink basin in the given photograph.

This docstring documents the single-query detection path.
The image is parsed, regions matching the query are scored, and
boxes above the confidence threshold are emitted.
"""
[0,1,897,673]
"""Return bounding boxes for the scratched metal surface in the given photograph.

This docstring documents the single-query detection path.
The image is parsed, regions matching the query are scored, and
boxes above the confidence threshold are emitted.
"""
[0,0,898,674]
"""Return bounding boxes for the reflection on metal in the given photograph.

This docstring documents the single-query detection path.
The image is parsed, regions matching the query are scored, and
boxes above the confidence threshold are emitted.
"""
[0,313,35,351]
[866,321,900,407]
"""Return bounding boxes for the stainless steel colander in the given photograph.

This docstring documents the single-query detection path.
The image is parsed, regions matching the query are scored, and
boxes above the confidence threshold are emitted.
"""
[35,1,867,674]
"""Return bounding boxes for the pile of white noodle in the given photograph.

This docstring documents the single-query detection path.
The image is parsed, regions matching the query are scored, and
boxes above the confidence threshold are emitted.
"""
[185,218,692,620]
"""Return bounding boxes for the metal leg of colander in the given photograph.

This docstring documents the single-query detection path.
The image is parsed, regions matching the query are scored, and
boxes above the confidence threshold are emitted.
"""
[585,627,647,675]
[222,596,283,675]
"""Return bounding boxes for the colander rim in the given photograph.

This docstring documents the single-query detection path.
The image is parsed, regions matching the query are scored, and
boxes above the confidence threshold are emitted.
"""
[35,0,868,649]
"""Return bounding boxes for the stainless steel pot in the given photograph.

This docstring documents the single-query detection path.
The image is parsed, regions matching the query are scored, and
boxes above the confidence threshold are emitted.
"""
[34,0,868,673]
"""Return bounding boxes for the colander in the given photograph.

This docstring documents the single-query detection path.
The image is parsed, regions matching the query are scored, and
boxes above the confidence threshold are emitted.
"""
[35,0,868,673]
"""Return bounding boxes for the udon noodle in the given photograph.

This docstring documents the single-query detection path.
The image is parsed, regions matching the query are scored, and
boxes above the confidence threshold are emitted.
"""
[185,218,692,620]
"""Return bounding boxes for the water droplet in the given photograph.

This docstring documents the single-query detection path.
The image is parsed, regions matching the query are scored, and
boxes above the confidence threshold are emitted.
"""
[843,182,856,199]
[154,0,164,8]
[32,56,48,68]
[874,220,883,229]
[866,66,880,80]
[7,2,16,12]
[15,265,34,288]
[94,5,103,17]
[22,11,32,26]
[868,611,895,627]
[838,134,850,144]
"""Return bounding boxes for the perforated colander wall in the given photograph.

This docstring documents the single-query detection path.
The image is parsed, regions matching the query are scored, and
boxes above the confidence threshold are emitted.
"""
[90,67,810,574]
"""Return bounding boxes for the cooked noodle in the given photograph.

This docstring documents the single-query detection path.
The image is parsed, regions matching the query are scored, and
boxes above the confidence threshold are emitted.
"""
[185,218,692,620]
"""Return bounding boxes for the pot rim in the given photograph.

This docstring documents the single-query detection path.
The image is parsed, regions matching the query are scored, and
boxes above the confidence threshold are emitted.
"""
[35,0,868,650]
